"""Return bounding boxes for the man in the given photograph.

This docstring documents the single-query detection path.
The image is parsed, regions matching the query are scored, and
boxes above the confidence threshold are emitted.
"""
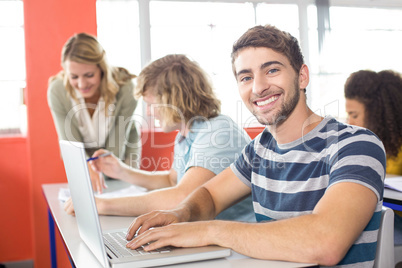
[124,25,385,267]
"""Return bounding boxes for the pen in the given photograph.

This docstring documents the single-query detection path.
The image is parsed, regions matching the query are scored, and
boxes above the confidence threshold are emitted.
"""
[87,152,112,162]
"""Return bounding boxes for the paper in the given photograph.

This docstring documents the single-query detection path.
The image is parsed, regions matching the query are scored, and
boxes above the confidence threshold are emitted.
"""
[384,176,402,192]
[58,187,71,202]
[58,185,147,202]
[99,185,147,198]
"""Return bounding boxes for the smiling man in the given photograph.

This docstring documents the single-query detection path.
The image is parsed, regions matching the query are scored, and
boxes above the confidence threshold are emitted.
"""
[124,25,386,267]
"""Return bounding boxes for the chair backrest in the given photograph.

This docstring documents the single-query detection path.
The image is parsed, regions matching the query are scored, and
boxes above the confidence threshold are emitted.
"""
[373,206,395,268]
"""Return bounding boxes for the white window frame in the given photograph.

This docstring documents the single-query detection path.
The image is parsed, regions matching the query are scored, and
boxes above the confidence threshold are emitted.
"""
[0,0,26,135]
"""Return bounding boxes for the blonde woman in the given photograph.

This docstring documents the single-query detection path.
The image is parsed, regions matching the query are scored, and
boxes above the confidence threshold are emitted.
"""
[64,54,255,222]
[48,33,141,193]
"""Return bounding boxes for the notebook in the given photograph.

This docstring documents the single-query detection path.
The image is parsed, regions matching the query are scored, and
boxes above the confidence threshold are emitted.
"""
[59,140,231,268]
[384,175,402,192]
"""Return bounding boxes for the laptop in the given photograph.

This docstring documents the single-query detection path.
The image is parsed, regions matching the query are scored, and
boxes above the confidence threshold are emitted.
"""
[59,140,231,268]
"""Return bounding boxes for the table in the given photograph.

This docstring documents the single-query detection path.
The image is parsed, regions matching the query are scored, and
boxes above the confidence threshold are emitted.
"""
[382,175,402,265]
[42,181,318,268]
[384,189,402,215]
[384,189,402,208]
[383,174,402,211]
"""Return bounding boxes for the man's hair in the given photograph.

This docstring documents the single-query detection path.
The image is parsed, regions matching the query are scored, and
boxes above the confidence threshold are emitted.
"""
[344,69,402,158]
[231,24,304,77]
[49,32,135,109]
[135,54,221,126]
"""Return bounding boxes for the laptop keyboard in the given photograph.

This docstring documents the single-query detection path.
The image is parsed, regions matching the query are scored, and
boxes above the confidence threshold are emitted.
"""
[103,232,171,258]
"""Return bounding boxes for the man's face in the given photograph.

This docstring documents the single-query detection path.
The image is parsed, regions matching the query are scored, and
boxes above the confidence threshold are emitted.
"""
[234,47,302,126]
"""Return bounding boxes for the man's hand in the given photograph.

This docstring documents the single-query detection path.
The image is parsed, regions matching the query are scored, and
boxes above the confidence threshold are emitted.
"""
[126,221,214,251]
[126,210,182,240]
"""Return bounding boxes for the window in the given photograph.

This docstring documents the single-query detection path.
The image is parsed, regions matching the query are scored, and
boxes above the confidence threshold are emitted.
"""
[310,5,402,120]
[96,0,146,127]
[149,1,256,126]
[96,0,141,75]
[96,1,402,126]
[0,0,26,134]
[256,3,300,39]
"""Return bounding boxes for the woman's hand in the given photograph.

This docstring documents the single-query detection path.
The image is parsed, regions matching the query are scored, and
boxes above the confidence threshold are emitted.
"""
[89,149,125,181]
[87,161,107,194]
[63,197,75,215]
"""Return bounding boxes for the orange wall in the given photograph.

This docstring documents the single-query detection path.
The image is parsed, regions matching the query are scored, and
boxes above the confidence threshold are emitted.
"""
[140,130,177,171]
[23,0,97,267]
[0,137,31,261]
[245,127,264,140]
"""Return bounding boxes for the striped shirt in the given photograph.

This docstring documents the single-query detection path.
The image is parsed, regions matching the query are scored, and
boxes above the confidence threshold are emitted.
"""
[231,117,386,267]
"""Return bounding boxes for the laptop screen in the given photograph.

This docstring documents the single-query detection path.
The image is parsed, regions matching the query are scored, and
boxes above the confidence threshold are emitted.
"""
[59,140,109,267]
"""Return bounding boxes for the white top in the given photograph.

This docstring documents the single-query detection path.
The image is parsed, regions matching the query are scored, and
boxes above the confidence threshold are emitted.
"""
[71,90,116,149]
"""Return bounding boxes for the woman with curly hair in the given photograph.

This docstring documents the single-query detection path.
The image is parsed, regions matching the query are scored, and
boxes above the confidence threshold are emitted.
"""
[345,69,402,175]
[48,33,141,193]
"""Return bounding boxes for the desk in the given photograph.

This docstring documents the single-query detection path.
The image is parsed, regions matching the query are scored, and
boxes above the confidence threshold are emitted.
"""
[384,188,402,208]
[42,182,318,268]
[384,188,402,216]
[383,176,402,265]
[384,174,402,211]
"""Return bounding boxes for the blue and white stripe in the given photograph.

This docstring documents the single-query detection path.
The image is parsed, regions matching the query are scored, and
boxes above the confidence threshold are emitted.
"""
[231,116,386,267]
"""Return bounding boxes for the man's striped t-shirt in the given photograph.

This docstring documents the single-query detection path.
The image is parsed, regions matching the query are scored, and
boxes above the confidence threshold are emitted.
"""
[231,116,386,267]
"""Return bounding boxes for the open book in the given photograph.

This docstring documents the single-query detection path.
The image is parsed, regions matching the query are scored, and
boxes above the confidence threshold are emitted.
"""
[384,175,402,192]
